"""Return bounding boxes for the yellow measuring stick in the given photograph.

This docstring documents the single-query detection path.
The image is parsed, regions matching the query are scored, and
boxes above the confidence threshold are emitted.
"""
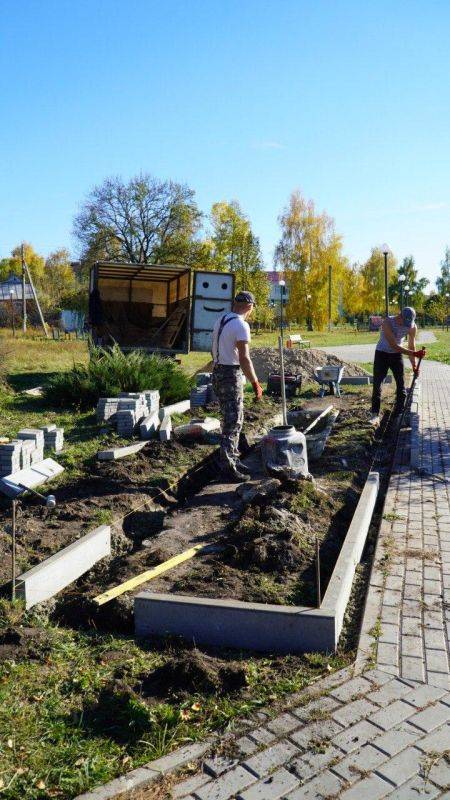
[93,543,210,606]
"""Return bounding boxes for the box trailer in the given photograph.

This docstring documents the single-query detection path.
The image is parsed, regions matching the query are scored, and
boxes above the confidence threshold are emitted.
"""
[89,262,235,354]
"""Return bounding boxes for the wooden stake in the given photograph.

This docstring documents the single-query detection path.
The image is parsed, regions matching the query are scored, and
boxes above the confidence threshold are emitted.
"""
[11,500,17,601]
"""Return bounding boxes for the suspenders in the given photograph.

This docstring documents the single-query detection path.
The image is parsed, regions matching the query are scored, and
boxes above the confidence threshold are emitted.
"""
[214,313,238,364]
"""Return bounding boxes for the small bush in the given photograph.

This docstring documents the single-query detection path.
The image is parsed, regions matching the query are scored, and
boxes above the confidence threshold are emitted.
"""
[43,342,194,409]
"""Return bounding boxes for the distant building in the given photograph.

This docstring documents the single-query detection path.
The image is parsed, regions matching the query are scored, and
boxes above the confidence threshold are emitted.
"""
[266,271,290,303]
[0,274,33,301]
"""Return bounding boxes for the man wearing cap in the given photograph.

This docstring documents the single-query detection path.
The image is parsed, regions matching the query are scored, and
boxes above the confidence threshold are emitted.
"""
[211,291,263,482]
[370,306,426,426]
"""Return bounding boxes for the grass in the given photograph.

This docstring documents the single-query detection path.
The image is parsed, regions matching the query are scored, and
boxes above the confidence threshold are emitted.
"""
[424,328,450,365]
[0,603,349,800]
[251,328,378,348]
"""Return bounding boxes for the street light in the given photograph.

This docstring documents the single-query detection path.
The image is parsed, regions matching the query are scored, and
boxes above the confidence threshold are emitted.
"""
[398,274,405,312]
[446,292,449,331]
[381,243,390,317]
[9,289,15,338]
[279,280,286,343]
[306,294,312,331]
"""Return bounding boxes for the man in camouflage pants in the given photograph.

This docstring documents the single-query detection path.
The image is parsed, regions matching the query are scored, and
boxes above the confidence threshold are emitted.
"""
[211,291,263,482]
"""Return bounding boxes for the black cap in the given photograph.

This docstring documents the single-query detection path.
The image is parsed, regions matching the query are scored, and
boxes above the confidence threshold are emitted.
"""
[234,291,256,305]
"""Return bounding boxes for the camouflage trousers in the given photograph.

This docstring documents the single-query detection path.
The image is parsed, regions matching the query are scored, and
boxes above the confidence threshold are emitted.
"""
[212,365,244,468]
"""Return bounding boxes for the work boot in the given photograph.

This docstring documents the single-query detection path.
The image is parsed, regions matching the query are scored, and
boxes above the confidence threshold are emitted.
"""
[219,464,251,483]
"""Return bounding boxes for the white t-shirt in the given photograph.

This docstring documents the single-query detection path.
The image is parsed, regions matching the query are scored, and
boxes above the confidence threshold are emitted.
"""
[212,312,251,366]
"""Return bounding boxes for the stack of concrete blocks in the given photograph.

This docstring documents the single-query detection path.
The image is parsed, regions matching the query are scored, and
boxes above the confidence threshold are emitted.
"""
[207,382,218,404]
[196,373,211,386]
[159,414,172,442]
[116,394,147,438]
[18,429,45,465]
[20,439,36,470]
[142,390,160,415]
[0,441,23,477]
[41,424,64,453]
[96,398,119,423]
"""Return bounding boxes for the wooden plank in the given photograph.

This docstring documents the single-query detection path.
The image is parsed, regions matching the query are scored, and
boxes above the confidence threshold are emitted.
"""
[94,543,220,605]
[303,405,334,435]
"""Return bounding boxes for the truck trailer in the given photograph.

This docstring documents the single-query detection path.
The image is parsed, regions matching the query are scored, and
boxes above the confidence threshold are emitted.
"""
[89,262,235,354]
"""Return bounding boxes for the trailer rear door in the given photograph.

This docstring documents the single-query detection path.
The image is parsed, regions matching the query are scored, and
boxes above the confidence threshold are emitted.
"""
[191,271,235,351]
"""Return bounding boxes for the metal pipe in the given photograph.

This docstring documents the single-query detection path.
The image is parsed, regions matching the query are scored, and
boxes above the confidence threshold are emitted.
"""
[11,499,17,601]
[384,252,389,317]
[278,335,288,425]
[328,265,332,332]
[316,536,321,607]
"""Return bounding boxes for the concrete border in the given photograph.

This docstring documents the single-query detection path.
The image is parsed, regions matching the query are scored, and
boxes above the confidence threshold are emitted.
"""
[97,442,147,461]
[16,525,111,609]
[134,471,379,653]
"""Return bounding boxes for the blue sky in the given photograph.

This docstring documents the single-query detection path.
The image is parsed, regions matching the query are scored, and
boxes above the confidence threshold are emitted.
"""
[1,0,449,287]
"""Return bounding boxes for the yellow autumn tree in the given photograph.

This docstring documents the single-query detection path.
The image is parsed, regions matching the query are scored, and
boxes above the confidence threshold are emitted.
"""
[274,191,353,329]
[359,247,397,315]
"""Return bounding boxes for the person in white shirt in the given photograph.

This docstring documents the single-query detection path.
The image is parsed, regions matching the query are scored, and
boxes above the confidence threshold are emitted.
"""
[211,291,263,482]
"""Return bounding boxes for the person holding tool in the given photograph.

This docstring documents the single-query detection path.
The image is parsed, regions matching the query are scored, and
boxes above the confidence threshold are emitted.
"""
[370,306,426,426]
[211,291,263,482]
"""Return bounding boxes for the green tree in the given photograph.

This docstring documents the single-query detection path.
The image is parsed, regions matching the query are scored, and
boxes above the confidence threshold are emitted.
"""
[389,255,428,311]
[436,247,450,295]
[274,190,352,329]
[0,243,45,285]
[424,293,446,324]
[73,174,202,265]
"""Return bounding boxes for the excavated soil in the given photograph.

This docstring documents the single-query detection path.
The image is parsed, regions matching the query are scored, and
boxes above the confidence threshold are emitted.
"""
[250,346,370,383]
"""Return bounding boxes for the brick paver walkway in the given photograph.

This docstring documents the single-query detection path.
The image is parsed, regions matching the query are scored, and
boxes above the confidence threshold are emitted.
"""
[77,362,450,800]
[166,362,450,800]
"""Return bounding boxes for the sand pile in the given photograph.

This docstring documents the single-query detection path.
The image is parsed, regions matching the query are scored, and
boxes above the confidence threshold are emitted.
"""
[250,347,370,383]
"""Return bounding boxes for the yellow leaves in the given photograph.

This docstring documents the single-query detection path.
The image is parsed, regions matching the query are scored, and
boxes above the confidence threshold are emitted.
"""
[180,709,191,721]
[190,702,201,712]
[6,738,13,749]
[36,779,46,790]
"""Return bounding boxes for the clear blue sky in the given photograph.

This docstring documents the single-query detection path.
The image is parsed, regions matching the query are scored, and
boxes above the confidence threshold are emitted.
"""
[1,0,449,288]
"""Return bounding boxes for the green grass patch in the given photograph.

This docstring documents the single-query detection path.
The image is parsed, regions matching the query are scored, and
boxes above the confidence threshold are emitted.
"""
[424,329,450,365]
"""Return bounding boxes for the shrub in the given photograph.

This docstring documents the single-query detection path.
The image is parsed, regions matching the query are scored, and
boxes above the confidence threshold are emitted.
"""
[43,342,194,409]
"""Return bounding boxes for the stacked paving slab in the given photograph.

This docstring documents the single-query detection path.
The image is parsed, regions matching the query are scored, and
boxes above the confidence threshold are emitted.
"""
[18,429,44,465]
[0,424,65,477]
[190,373,217,410]
[96,398,119,423]
[42,424,64,453]
[96,391,161,438]
[0,440,23,477]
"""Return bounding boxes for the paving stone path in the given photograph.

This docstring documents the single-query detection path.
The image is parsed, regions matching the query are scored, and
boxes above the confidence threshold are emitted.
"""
[316,330,436,363]
[76,361,450,800]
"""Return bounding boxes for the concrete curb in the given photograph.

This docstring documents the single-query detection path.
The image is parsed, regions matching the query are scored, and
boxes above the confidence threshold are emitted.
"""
[410,381,421,469]
[134,471,379,653]
[16,525,111,609]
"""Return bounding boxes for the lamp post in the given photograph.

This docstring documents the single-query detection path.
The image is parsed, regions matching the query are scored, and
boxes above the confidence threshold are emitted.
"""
[306,293,312,331]
[398,274,405,312]
[446,292,449,331]
[381,244,390,317]
[404,285,409,307]
[9,289,16,337]
[328,265,332,332]
[279,279,286,343]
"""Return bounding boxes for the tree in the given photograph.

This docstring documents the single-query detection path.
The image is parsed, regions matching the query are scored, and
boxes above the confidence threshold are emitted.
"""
[424,293,446,324]
[389,255,428,311]
[359,247,397,315]
[274,190,352,329]
[0,243,45,285]
[209,201,270,315]
[436,247,450,295]
[73,174,202,265]
[43,249,77,310]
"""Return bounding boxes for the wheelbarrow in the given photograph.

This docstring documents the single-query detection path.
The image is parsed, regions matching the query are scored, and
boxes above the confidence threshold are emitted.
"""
[313,365,345,397]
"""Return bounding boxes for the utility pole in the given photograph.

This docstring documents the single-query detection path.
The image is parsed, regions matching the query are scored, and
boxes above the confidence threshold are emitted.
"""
[21,243,27,333]
[328,265,332,332]
[382,244,390,317]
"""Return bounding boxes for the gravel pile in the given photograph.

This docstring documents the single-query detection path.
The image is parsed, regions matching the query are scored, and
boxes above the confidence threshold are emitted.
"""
[250,347,370,383]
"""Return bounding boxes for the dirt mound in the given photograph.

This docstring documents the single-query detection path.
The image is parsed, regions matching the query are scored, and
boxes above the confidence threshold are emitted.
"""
[136,650,247,699]
[250,347,370,383]
[0,626,51,662]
